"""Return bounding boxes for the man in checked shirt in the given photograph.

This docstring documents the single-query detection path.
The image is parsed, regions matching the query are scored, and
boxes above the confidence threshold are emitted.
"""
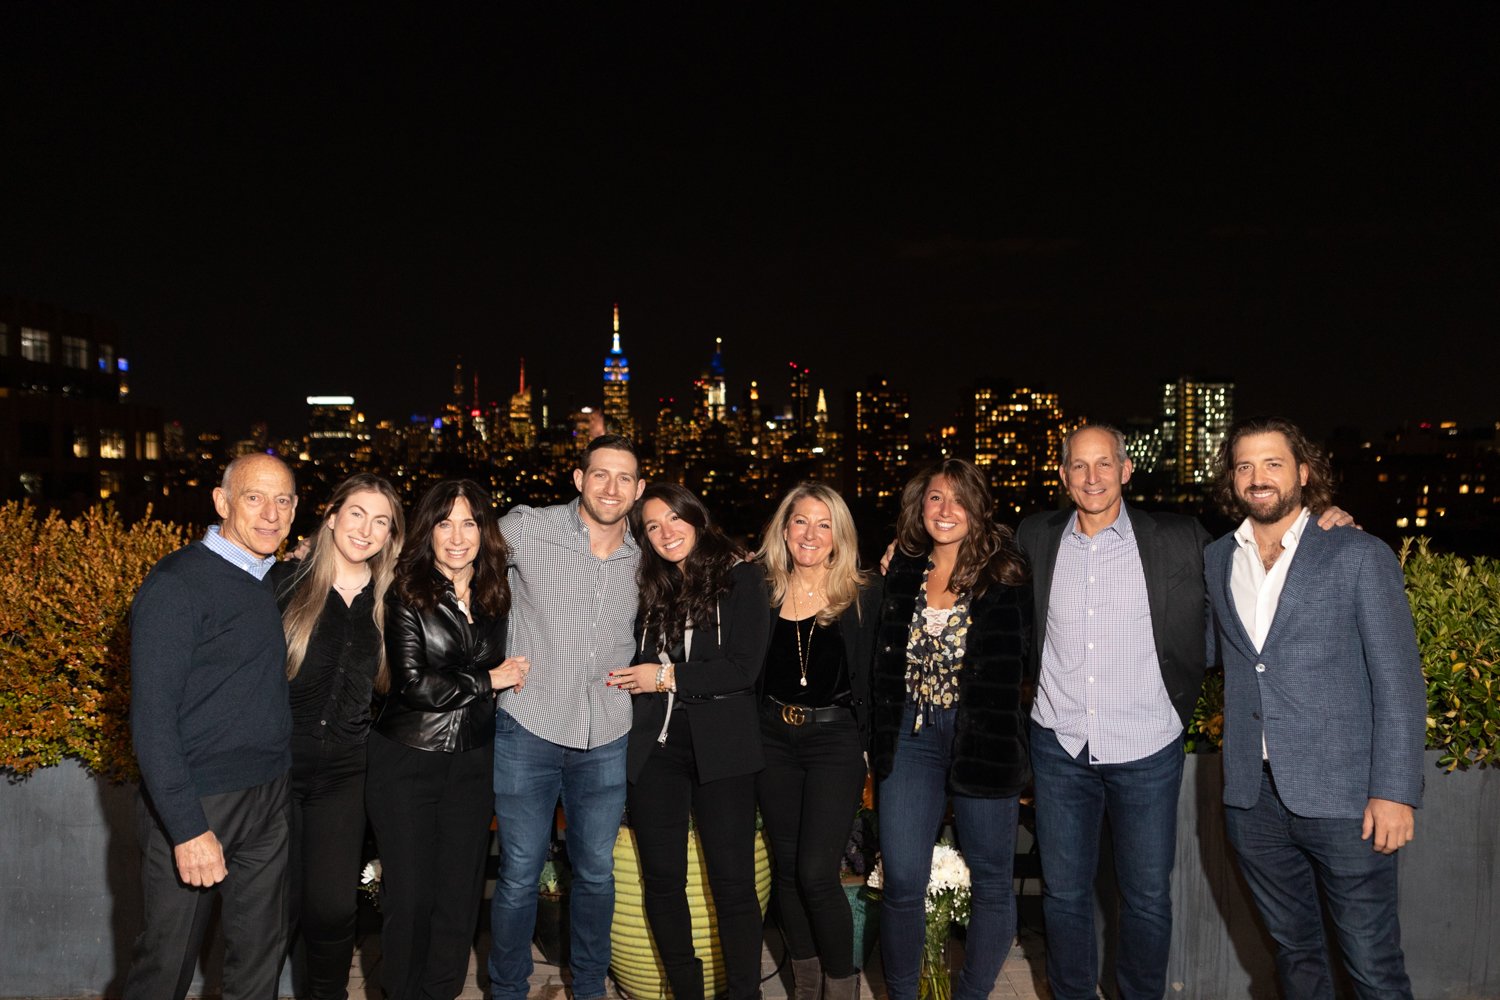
[487,434,646,1000]
[1017,424,1349,1000]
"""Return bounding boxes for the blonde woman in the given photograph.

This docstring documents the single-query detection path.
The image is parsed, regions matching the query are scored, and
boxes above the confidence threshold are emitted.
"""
[754,482,880,1000]
[269,473,404,999]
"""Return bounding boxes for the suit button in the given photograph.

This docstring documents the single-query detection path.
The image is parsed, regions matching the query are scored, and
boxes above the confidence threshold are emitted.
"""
[1252,712,1261,720]
[1255,663,1266,673]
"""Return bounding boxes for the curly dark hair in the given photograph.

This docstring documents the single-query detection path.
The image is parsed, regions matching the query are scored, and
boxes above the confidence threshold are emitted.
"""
[631,482,739,652]
[895,459,1028,597]
[1211,415,1336,517]
[395,479,511,617]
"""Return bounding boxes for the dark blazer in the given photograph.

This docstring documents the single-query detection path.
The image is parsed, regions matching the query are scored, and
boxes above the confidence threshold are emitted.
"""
[870,550,1032,797]
[1017,504,1212,730]
[627,561,771,785]
[374,575,505,754]
[763,577,883,750]
[1206,524,1426,817]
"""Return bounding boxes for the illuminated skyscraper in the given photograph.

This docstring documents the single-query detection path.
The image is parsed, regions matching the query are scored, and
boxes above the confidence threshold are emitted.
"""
[307,395,359,462]
[602,303,634,438]
[850,376,912,503]
[970,384,1070,513]
[509,357,535,448]
[697,337,728,424]
[1162,376,1234,486]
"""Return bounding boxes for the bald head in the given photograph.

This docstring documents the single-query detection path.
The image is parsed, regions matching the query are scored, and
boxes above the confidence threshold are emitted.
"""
[213,454,297,558]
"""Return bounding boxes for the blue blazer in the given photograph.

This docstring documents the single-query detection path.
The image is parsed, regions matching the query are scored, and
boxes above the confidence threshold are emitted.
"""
[1205,523,1425,818]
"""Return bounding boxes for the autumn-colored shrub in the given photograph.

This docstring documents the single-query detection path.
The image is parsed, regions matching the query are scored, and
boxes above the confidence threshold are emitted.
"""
[0,502,189,782]
[1188,537,1500,771]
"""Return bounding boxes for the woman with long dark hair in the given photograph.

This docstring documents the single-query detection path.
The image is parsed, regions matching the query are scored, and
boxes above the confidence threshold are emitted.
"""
[753,482,880,1000]
[605,482,771,1000]
[270,473,404,999]
[365,480,529,1000]
[871,459,1031,1000]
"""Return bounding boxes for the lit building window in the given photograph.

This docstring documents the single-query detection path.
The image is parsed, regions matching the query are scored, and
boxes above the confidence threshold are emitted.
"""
[21,327,50,363]
[100,471,124,499]
[62,335,89,369]
[73,430,90,458]
[1395,517,1410,528]
[0,321,8,355]
[99,429,127,459]
[98,344,115,372]
[140,431,161,461]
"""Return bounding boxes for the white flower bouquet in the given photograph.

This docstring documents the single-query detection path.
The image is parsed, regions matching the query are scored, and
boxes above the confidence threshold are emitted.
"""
[866,841,971,1000]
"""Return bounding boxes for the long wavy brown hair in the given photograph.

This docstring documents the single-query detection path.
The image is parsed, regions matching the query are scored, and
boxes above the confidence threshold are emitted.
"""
[1211,415,1335,517]
[395,480,511,623]
[631,482,739,652]
[895,458,1027,597]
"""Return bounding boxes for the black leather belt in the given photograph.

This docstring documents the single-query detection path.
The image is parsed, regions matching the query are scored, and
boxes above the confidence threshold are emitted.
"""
[766,696,853,727]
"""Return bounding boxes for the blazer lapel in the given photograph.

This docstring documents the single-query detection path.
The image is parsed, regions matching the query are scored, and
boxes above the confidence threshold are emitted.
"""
[1260,520,1326,649]
[1031,509,1071,639]
[1126,506,1167,631]
[1215,541,1257,653]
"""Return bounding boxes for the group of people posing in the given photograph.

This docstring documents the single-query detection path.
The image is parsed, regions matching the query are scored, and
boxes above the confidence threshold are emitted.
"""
[123,416,1426,1000]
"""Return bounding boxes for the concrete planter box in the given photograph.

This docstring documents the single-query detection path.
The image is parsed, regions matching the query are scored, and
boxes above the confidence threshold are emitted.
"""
[0,761,293,998]
[1158,750,1500,998]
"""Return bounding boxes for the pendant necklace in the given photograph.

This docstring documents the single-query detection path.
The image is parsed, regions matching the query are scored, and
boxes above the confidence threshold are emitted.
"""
[791,587,814,687]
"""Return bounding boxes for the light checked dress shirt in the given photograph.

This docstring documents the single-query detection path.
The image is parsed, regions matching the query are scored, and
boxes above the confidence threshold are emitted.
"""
[203,524,278,580]
[497,498,640,750]
[1030,507,1181,764]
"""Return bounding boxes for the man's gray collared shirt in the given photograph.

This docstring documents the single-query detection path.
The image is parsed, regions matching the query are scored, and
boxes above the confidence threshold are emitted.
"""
[496,498,639,750]
[1030,506,1181,764]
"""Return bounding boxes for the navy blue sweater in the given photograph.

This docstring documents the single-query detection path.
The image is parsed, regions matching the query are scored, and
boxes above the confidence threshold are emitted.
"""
[129,541,291,843]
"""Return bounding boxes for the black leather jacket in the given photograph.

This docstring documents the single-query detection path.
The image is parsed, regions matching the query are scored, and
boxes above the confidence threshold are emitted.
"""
[372,576,506,753]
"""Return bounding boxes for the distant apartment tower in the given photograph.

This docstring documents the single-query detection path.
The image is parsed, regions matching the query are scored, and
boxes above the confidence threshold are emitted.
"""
[306,395,360,463]
[602,304,634,438]
[0,295,162,510]
[509,358,535,448]
[786,361,813,441]
[850,376,912,503]
[970,384,1070,513]
[1161,376,1234,485]
[695,338,728,425]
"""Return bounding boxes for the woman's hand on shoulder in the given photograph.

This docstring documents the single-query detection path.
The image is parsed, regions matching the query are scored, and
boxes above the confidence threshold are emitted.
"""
[489,656,530,692]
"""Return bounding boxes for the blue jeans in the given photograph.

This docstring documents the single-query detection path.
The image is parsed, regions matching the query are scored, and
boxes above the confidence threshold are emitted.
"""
[1029,727,1183,1000]
[487,711,628,1000]
[1225,770,1412,1000]
[877,705,1018,1000]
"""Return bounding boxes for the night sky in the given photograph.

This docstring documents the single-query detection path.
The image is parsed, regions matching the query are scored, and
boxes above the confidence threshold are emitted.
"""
[3,6,1496,440]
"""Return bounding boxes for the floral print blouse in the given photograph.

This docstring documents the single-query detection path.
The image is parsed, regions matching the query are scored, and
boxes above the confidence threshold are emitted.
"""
[903,562,972,733]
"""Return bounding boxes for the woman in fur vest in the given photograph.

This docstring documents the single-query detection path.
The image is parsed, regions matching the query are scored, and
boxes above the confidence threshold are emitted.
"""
[871,458,1031,1000]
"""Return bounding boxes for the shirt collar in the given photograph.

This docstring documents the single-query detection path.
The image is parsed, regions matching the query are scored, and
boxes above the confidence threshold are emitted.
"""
[203,525,279,580]
[1066,502,1133,542]
[1234,506,1312,551]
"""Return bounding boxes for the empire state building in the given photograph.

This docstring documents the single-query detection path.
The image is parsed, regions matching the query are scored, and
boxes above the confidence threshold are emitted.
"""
[601,303,635,439]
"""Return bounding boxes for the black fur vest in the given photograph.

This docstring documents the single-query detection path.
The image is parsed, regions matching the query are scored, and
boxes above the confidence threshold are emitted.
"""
[871,550,1032,797]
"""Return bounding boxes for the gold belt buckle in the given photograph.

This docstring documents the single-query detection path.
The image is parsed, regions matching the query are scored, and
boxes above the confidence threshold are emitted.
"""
[781,703,810,726]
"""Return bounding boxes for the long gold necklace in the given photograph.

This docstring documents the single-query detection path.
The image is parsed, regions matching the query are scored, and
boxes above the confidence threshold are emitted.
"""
[791,587,814,687]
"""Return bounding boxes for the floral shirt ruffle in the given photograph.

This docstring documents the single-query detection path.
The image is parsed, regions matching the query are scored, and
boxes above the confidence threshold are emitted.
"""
[904,563,971,733]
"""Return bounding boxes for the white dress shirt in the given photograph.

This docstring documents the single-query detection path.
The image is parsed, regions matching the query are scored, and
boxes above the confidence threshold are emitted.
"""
[1230,506,1311,759]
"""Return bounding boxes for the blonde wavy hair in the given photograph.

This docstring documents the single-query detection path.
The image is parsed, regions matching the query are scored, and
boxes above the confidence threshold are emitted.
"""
[281,474,405,691]
[755,481,870,626]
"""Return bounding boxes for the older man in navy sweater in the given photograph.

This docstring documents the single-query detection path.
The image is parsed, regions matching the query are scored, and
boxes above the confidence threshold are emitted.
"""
[124,453,297,1000]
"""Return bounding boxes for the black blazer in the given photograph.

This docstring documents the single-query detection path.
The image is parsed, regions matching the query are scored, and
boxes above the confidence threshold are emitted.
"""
[373,575,505,754]
[762,577,883,751]
[1016,504,1211,729]
[870,551,1032,797]
[626,561,771,785]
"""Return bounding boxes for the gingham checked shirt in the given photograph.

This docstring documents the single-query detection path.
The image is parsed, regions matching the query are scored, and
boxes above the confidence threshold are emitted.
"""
[496,498,640,750]
[1029,507,1181,764]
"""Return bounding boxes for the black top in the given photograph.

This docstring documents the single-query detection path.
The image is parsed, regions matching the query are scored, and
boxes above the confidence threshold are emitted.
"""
[129,542,291,844]
[764,615,849,706]
[270,561,382,744]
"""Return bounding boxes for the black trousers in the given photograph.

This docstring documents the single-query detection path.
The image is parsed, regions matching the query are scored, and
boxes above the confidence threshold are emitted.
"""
[123,773,291,1000]
[365,732,494,1000]
[756,709,867,977]
[288,733,367,1000]
[628,710,762,1000]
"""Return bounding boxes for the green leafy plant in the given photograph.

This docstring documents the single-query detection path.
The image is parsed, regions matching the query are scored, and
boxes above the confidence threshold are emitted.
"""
[1188,537,1500,773]
[0,502,190,782]
[1400,537,1500,771]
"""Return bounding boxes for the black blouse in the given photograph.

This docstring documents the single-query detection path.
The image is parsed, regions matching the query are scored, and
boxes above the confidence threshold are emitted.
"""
[271,563,382,744]
[764,615,850,706]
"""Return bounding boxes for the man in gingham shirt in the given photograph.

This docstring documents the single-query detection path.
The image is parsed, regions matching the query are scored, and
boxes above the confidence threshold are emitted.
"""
[487,434,645,1000]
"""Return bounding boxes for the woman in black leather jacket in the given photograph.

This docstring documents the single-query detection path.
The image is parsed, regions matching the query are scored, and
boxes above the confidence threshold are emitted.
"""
[606,483,770,1000]
[366,480,530,1000]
